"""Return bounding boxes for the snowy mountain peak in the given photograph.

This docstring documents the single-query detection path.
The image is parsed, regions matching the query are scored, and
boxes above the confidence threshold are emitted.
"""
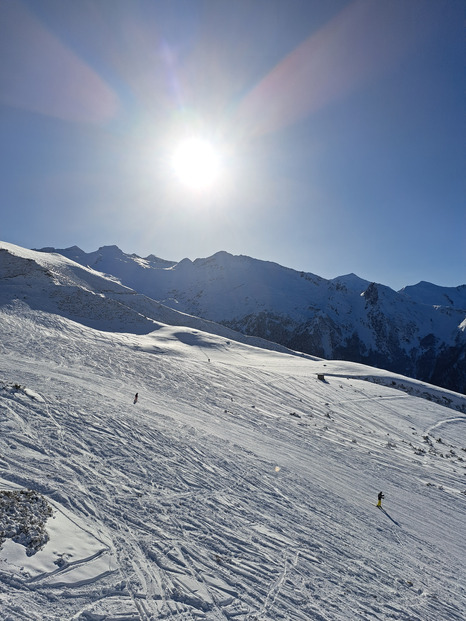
[143,253,177,268]
[97,244,121,253]
[0,242,297,354]
[331,273,371,292]
[399,281,466,309]
[14,242,466,394]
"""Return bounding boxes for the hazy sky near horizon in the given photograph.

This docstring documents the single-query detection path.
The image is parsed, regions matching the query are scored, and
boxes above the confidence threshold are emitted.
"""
[1,0,464,290]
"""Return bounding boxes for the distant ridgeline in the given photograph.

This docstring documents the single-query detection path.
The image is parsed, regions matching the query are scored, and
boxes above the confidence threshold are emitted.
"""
[5,243,465,395]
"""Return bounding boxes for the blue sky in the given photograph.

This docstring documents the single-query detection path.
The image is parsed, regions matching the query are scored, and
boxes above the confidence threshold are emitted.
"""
[1,0,464,290]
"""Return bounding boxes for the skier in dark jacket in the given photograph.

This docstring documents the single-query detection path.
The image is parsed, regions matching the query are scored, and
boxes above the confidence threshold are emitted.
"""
[377,491,384,507]
[134,393,138,404]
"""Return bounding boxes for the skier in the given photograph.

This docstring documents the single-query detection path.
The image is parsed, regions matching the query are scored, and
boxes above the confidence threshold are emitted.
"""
[377,491,384,507]
[133,392,138,404]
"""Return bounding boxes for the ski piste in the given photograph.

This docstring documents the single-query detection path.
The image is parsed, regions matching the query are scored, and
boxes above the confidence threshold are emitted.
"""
[0,260,464,620]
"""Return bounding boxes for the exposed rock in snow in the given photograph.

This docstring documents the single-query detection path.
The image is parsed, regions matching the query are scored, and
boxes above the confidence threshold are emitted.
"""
[0,490,52,556]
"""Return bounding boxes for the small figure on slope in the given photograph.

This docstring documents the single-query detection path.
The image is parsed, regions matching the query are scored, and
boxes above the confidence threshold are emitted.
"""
[134,392,138,404]
[377,491,384,508]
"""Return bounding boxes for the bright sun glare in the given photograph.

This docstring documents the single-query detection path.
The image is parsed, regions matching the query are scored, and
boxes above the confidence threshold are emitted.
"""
[171,137,222,191]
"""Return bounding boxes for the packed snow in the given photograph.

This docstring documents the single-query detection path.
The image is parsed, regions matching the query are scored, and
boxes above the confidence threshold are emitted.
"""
[0,299,465,620]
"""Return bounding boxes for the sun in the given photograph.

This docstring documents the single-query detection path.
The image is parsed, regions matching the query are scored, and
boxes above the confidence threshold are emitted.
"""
[171,137,222,191]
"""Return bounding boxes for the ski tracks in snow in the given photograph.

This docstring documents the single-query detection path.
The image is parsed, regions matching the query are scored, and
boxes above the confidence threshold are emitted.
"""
[1,316,465,620]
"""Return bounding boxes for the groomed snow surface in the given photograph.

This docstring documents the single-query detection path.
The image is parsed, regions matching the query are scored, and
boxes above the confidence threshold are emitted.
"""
[0,304,465,620]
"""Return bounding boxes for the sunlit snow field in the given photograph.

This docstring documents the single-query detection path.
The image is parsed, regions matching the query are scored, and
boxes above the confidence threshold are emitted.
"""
[1,305,465,620]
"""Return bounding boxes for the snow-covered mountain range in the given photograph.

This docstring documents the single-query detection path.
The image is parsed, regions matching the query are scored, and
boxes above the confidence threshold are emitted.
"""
[37,244,466,395]
[0,240,465,620]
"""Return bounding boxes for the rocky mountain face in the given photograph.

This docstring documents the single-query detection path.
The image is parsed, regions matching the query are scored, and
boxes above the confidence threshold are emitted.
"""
[35,245,466,395]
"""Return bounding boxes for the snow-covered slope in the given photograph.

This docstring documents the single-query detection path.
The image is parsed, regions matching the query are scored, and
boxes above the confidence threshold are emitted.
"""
[1,258,465,619]
[0,241,160,334]
[38,244,466,394]
[0,242,298,356]
[42,246,329,322]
